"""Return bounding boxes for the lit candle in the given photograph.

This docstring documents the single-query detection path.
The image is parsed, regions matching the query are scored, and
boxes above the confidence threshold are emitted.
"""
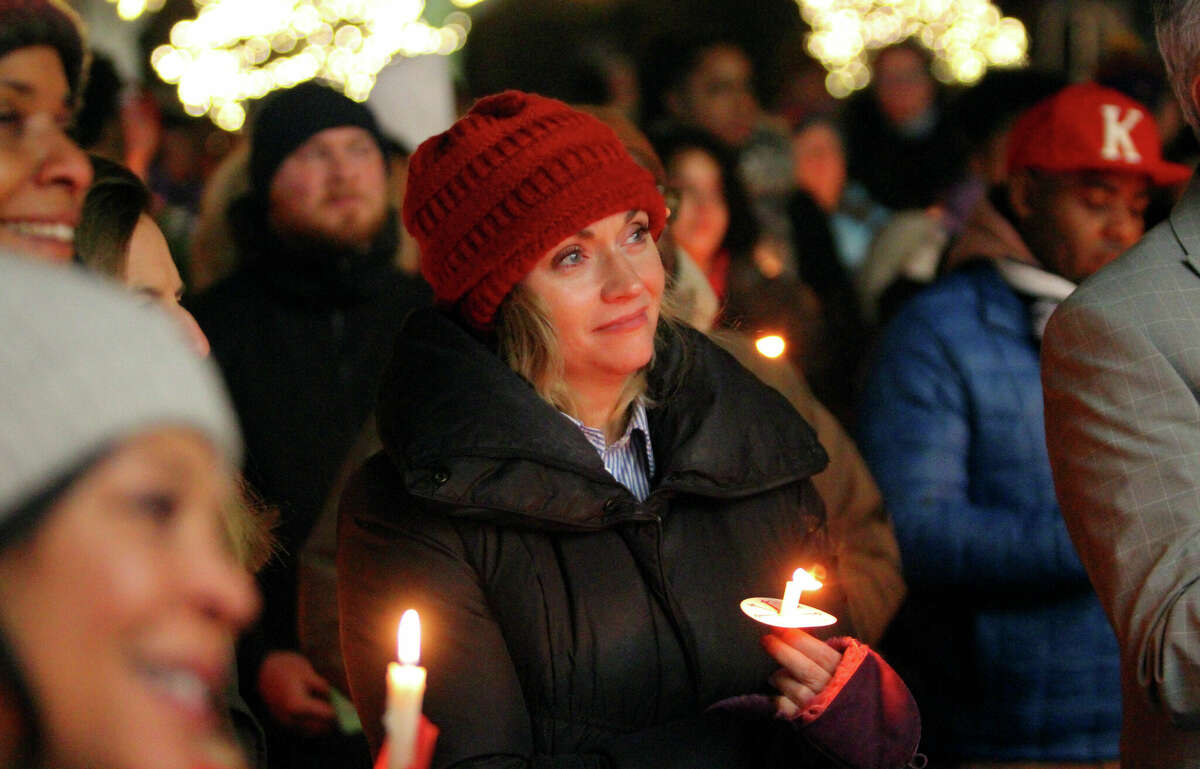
[779,568,822,616]
[755,334,787,359]
[385,609,426,769]
[740,566,836,628]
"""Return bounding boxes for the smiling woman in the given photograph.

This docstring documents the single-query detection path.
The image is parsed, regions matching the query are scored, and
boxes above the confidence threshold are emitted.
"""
[0,0,92,263]
[501,208,665,441]
[337,91,920,769]
[0,256,257,769]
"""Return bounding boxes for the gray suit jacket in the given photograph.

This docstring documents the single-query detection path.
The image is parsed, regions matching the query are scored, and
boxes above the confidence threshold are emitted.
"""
[1043,175,1200,769]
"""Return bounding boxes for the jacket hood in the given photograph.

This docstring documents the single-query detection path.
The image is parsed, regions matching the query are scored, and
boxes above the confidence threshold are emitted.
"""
[942,186,1040,275]
[376,309,827,530]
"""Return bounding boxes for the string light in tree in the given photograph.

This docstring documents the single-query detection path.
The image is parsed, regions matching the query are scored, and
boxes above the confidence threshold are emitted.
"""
[796,0,1028,98]
[150,0,487,131]
[105,0,166,22]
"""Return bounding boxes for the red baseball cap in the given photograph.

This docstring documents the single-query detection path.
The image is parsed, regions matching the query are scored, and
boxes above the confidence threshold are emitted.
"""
[1006,82,1192,187]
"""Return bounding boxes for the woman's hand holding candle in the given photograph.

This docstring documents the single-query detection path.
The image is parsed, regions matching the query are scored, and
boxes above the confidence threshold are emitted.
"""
[761,628,843,718]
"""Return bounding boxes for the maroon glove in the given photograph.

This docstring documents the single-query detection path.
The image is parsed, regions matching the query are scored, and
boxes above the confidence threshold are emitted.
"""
[707,637,920,769]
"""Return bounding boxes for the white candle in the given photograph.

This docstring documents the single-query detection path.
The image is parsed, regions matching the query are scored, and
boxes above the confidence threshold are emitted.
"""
[385,609,426,769]
[779,568,822,616]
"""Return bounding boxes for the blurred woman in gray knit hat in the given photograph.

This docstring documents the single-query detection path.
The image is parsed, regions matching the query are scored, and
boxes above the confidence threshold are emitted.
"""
[0,255,258,769]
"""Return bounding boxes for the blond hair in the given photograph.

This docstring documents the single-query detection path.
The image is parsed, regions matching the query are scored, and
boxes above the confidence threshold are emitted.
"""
[223,478,278,574]
[497,284,682,431]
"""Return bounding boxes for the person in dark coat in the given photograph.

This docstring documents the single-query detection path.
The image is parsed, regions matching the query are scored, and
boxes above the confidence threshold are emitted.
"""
[189,82,430,767]
[842,41,965,211]
[337,90,919,769]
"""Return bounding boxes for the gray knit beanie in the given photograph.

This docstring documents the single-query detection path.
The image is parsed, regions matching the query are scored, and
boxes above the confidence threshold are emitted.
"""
[0,255,241,538]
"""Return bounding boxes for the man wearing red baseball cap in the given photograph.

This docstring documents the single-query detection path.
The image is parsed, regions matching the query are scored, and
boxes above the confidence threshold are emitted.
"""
[1043,2,1200,766]
[858,81,1187,766]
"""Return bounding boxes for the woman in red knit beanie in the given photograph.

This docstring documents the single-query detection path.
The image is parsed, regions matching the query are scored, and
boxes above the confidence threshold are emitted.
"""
[337,90,919,769]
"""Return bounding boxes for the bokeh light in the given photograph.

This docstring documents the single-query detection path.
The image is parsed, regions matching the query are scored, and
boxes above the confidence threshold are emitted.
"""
[755,335,788,359]
[797,0,1028,97]
[110,0,166,21]
[148,0,490,131]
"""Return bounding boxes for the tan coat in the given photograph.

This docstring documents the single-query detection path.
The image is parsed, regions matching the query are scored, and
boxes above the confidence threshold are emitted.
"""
[669,248,904,644]
[708,329,905,645]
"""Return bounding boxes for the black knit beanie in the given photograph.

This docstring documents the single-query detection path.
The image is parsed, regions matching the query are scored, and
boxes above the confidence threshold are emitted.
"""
[248,81,387,198]
[0,0,88,105]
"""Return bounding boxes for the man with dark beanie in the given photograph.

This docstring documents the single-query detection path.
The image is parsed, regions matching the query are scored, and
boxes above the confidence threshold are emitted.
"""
[190,81,430,769]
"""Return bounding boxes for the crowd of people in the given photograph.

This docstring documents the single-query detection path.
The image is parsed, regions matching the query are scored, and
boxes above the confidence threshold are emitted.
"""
[6,0,1200,768]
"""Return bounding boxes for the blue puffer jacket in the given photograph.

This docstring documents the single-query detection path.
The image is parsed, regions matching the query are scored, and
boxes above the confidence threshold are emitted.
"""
[858,262,1120,761]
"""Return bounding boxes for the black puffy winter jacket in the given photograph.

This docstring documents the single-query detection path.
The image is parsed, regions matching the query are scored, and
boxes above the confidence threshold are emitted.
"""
[338,309,902,769]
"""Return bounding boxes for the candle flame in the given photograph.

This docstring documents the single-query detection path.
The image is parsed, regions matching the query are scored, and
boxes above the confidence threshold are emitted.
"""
[792,568,822,591]
[397,609,421,665]
[755,335,787,359]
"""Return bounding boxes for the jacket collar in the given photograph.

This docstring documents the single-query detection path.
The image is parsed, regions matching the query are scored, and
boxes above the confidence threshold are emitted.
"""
[942,187,1040,275]
[644,325,827,495]
[993,259,1075,303]
[376,309,827,529]
[939,190,1039,338]
[1171,172,1200,276]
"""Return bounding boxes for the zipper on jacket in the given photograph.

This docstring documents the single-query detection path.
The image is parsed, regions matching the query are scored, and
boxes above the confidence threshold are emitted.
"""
[331,309,345,343]
[331,310,350,384]
[645,509,703,702]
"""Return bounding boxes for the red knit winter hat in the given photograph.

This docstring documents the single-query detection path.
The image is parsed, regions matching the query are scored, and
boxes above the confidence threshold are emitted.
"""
[404,90,667,330]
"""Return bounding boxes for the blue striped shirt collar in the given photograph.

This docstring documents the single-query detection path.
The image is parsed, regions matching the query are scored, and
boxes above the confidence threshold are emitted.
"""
[560,399,655,501]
